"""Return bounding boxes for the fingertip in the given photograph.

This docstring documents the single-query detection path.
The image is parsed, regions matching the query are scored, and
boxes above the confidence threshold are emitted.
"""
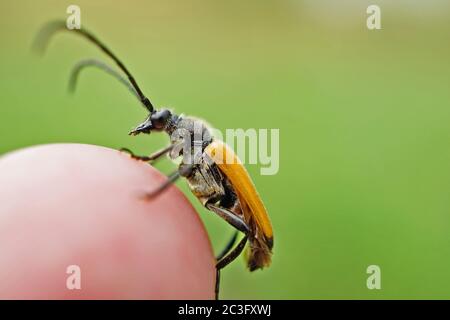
[0,143,215,299]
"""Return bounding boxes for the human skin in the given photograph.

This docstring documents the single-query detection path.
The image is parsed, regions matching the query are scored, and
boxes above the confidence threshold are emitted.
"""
[0,143,215,299]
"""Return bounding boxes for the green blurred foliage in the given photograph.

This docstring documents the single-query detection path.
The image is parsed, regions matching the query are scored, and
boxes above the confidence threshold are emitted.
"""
[1,0,450,299]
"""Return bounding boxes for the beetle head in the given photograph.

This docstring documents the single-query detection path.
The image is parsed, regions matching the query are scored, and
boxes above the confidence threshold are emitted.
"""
[129,109,172,135]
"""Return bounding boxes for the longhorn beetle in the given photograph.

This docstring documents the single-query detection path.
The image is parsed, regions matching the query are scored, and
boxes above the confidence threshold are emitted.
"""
[34,21,274,299]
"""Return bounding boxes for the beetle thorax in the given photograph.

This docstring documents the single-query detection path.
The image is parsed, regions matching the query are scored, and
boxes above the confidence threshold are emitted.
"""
[168,116,213,146]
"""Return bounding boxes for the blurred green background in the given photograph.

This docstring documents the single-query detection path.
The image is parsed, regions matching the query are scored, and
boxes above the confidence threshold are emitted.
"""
[1,0,450,299]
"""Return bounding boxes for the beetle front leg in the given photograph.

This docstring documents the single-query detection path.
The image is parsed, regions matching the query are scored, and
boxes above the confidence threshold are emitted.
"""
[120,144,174,162]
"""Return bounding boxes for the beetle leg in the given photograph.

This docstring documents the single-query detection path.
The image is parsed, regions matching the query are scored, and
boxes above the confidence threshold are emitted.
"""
[215,235,249,300]
[216,231,239,261]
[143,164,194,200]
[215,269,221,300]
[206,204,250,299]
[120,144,174,162]
[206,204,249,234]
[216,235,248,270]
[143,170,180,200]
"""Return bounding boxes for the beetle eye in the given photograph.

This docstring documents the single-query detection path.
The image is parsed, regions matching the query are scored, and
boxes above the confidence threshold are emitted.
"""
[150,109,171,130]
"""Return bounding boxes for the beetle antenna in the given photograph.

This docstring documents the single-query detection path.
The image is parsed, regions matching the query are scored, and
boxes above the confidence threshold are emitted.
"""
[33,20,154,112]
[69,58,140,101]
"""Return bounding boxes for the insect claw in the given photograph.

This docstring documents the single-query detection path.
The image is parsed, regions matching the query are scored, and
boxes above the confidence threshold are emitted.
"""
[140,191,157,201]
[119,147,146,161]
[119,147,137,158]
[119,147,132,154]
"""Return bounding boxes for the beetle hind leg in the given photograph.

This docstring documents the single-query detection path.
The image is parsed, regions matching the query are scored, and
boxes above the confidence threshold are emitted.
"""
[206,203,249,234]
[214,235,249,300]
[215,269,221,300]
[216,231,239,261]
[205,203,250,299]
[216,235,248,270]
